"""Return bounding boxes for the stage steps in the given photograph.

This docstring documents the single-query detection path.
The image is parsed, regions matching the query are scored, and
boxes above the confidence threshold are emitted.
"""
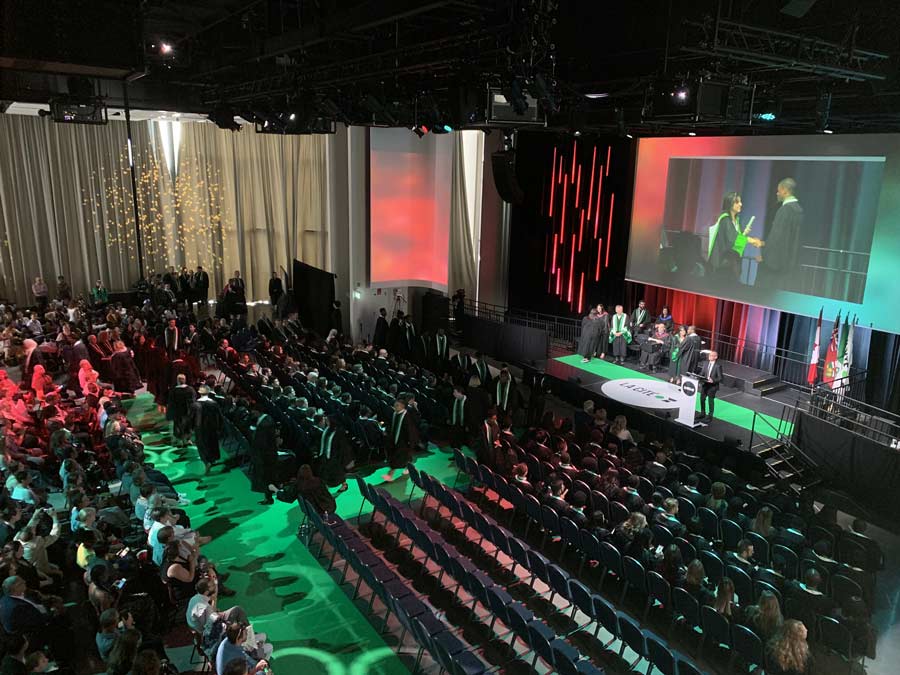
[753,440,821,494]
[750,375,789,398]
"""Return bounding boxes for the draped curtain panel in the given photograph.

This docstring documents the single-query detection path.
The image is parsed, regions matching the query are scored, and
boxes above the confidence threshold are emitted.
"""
[448,133,479,296]
[0,114,147,303]
[0,114,329,304]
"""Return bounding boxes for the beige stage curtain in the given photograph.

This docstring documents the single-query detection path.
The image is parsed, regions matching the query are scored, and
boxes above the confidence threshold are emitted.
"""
[0,114,329,305]
[169,122,329,300]
[448,131,482,297]
[0,114,148,303]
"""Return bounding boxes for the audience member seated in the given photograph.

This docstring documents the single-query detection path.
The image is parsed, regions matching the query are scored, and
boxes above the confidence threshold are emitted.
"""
[214,622,269,675]
[726,539,756,573]
[742,589,783,641]
[680,559,715,605]
[766,619,811,675]
[712,576,741,621]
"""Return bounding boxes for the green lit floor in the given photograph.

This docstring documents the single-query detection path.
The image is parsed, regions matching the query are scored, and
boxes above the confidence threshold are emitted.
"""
[126,393,465,675]
[554,354,793,439]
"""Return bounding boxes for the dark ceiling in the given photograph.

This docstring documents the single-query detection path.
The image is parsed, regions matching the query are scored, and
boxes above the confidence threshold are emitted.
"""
[2,0,900,134]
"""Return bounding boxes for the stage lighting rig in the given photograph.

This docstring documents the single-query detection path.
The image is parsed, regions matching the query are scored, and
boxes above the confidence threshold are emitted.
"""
[47,96,107,125]
[208,106,242,132]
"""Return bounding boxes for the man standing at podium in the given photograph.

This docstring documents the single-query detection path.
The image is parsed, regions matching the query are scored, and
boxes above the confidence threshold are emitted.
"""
[698,351,723,421]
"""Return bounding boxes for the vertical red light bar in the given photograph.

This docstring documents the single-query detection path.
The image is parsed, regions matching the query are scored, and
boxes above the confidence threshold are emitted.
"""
[578,209,585,251]
[596,238,603,280]
[568,234,575,302]
[558,157,564,184]
[551,232,558,273]
[594,172,603,236]
[544,232,549,272]
[556,267,562,295]
[605,192,615,267]
[605,146,611,176]
[587,146,597,216]
[549,146,557,216]
[577,272,585,314]
[571,140,577,182]
[560,177,568,239]
[574,164,582,207]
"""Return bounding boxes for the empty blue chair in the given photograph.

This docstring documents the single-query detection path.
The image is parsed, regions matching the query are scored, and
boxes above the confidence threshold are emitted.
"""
[700,549,725,582]
[523,494,542,539]
[526,620,556,668]
[560,517,581,561]
[508,536,530,580]
[677,497,696,524]
[485,586,514,633]
[721,518,743,550]
[617,612,648,669]
[540,504,561,548]
[699,605,732,656]
[568,578,594,622]
[745,531,770,566]
[671,587,700,635]
[598,541,623,593]
[646,632,677,675]
[674,537,696,563]
[732,624,764,671]
[452,447,467,487]
[621,555,648,605]
[591,594,619,648]
[609,500,630,527]
[697,507,720,540]
[547,563,572,608]
[647,571,672,621]
[772,543,799,579]
[527,548,551,589]
[651,523,674,548]
[675,656,704,675]
[726,565,753,606]
[579,530,603,576]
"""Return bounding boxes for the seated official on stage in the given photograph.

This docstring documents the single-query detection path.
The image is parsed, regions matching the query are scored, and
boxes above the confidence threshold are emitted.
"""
[638,322,670,372]
[656,306,673,331]
[630,300,652,334]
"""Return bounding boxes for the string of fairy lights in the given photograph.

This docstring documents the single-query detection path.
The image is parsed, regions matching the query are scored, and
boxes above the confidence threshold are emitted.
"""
[80,142,230,276]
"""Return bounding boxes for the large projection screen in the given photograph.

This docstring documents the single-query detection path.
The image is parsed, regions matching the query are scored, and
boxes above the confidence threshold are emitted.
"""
[369,128,453,289]
[626,134,900,334]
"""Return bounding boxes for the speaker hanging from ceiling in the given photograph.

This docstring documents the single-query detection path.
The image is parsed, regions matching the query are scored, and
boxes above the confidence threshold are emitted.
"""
[491,150,524,205]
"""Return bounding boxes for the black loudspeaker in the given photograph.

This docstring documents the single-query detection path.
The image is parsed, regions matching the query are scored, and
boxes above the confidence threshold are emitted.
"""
[491,150,524,204]
[421,292,450,335]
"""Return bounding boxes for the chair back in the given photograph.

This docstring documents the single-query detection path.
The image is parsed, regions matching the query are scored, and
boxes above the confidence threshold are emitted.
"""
[623,556,648,593]
[609,500,630,527]
[617,612,647,657]
[700,605,732,647]
[647,571,671,608]
[700,549,725,582]
[672,587,700,627]
[721,519,743,550]
[651,523,674,548]
[732,624,764,667]
[725,565,753,605]
[819,615,854,659]
[697,507,720,540]
[745,531,770,566]
[646,632,677,675]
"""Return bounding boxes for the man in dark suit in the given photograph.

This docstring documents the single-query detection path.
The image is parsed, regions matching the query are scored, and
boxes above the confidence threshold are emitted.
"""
[0,504,21,547]
[698,350,723,421]
[757,177,804,291]
[193,265,210,313]
[268,272,284,309]
[373,308,389,349]
[0,576,48,634]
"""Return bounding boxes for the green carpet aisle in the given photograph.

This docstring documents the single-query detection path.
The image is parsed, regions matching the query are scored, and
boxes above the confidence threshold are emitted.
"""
[124,393,461,675]
[554,354,793,438]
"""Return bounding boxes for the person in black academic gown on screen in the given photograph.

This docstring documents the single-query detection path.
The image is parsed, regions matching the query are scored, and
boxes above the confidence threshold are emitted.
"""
[373,308,389,349]
[193,386,223,473]
[167,374,196,448]
[382,398,419,483]
[756,178,803,291]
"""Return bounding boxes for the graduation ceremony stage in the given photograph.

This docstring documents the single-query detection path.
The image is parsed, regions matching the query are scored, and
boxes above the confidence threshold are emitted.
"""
[543,352,800,446]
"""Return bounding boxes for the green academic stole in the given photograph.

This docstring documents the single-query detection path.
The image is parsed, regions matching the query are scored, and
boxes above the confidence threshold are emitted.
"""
[609,314,632,344]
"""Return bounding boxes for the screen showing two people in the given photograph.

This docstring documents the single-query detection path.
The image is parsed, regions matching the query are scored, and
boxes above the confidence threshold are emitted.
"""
[627,134,900,334]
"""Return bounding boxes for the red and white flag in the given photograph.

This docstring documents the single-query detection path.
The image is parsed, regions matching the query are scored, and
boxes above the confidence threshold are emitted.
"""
[823,311,841,388]
[807,307,822,385]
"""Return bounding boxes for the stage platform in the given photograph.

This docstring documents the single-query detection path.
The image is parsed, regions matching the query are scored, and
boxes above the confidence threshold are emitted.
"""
[543,353,800,443]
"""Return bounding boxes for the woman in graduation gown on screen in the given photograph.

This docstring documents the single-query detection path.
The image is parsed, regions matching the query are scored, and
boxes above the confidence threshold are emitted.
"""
[708,192,763,283]
[668,326,687,384]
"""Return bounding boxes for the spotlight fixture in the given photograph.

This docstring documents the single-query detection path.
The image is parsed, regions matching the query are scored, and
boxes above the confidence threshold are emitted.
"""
[673,87,690,103]
[688,131,697,136]
[289,113,296,121]
[442,124,453,133]
[208,106,242,132]
[823,128,834,134]
[411,125,429,138]
[159,42,173,55]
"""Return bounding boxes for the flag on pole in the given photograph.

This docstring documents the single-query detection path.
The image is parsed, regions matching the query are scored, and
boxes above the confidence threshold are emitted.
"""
[807,308,822,385]
[834,314,849,391]
[839,316,855,383]
[823,311,841,388]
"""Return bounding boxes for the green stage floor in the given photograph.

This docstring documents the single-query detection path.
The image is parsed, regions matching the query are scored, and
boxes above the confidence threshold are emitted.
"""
[126,393,465,675]
[554,354,792,439]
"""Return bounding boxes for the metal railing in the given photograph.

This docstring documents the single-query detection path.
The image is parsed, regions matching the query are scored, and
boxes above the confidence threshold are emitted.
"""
[749,404,819,492]
[805,387,900,448]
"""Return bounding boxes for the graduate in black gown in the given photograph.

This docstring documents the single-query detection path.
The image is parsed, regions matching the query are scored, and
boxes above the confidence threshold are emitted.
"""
[109,341,142,394]
[315,415,352,491]
[382,398,420,483]
[608,305,632,364]
[167,374,196,448]
[579,309,601,362]
[679,325,702,380]
[193,386,223,472]
[250,412,279,503]
[373,308,389,349]
[757,178,803,291]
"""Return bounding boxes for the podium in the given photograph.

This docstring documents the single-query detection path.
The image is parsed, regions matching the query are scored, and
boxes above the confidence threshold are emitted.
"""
[675,375,704,428]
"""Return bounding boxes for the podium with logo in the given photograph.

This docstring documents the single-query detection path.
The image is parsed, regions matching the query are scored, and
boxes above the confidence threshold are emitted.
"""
[675,375,704,427]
